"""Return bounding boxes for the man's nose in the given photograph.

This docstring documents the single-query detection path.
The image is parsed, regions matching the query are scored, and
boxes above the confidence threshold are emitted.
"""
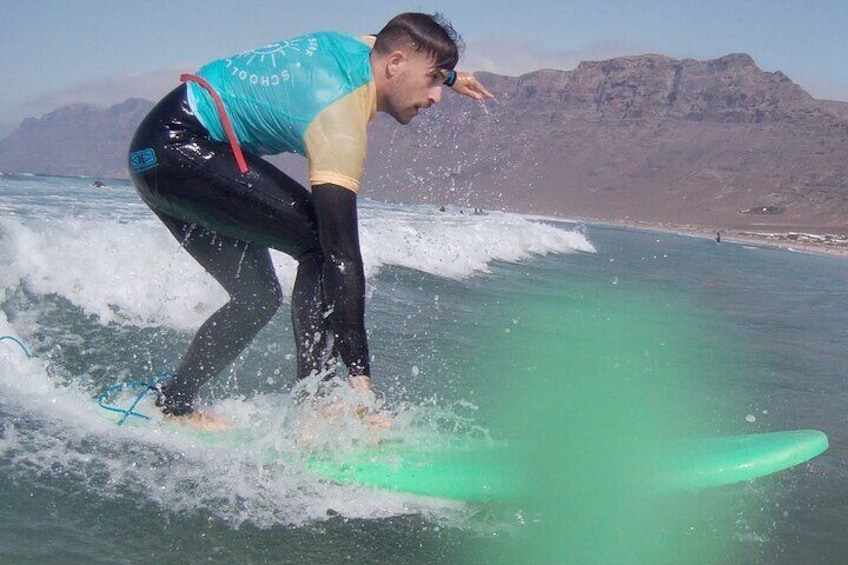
[429,86,443,105]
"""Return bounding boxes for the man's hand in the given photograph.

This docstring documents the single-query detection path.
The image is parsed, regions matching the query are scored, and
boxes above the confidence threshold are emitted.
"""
[451,71,495,101]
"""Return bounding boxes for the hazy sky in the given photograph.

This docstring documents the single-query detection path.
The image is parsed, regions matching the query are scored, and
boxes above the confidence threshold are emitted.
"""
[2,0,846,133]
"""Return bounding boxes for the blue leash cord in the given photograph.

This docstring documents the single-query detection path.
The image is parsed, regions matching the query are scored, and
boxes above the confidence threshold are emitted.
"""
[97,372,172,426]
[2,334,168,426]
[97,381,158,425]
[0,335,32,358]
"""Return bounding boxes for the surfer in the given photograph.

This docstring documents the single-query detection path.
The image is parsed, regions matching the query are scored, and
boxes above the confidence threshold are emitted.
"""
[127,13,493,421]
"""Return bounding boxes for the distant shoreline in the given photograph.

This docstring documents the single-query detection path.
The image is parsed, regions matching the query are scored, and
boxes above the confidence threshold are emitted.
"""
[717,230,848,258]
[582,217,848,259]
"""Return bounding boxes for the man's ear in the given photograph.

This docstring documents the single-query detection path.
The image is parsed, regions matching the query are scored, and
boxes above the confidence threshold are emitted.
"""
[385,50,407,77]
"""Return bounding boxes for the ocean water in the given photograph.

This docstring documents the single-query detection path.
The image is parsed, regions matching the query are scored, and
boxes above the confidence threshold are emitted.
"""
[1,173,846,564]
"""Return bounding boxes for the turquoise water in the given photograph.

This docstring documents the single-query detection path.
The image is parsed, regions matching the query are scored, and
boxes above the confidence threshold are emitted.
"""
[1,173,846,563]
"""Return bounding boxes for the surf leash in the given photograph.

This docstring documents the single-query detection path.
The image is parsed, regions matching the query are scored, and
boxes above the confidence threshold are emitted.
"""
[180,73,249,174]
[97,372,173,426]
[2,334,170,426]
[0,335,32,358]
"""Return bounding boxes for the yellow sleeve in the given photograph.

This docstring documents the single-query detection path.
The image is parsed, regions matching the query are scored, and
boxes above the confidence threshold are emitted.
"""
[304,82,376,193]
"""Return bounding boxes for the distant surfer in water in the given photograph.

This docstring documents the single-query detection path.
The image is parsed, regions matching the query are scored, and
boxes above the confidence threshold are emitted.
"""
[127,13,492,423]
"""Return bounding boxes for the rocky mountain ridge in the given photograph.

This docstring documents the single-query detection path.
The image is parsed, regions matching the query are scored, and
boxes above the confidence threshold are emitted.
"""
[0,98,152,179]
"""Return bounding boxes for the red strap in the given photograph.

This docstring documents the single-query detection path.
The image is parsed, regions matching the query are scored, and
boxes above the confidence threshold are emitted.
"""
[180,73,249,175]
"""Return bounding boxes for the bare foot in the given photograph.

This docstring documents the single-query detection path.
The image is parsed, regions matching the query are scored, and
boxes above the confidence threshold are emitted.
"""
[348,377,392,429]
[364,411,393,430]
[166,410,231,431]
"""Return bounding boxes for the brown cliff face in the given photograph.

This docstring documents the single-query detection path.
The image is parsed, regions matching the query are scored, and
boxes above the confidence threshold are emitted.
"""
[364,54,848,232]
[480,53,823,123]
[1,54,847,233]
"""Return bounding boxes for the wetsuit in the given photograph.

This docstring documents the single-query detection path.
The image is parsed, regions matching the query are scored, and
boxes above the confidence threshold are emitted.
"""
[128,32,376,415]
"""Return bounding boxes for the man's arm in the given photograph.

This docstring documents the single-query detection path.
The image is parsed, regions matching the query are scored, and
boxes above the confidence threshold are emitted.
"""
[312,183,370,378]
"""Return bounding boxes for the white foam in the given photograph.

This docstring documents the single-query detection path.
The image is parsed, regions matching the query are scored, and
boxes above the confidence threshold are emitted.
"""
[1,189,593,331]
[361,203,595,279]
[0,336,467,529]
[0,216,230,330]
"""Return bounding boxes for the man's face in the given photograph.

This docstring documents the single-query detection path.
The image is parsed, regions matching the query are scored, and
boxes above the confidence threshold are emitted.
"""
[382,49,445,125]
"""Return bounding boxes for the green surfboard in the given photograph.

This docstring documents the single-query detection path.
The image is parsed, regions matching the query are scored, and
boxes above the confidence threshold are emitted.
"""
[298,429,828,500]
[303,437,517,501]
[655,429,829,492]
[97,389,828,501]
[148,422,828,501]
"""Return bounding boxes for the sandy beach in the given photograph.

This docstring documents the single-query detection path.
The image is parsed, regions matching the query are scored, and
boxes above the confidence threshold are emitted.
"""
[582,218,848,259]
[717,229,848,258]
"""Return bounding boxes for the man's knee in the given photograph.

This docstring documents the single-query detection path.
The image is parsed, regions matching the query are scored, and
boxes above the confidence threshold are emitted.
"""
[295,245,323,266]
[233,276,283,325]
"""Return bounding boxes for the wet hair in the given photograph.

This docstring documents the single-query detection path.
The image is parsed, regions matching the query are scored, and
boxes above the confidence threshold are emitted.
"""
[374,12,464,70]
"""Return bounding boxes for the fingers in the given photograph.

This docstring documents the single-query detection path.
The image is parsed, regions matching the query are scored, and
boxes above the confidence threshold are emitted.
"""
[467,78,495,100]
[453,72,495,101]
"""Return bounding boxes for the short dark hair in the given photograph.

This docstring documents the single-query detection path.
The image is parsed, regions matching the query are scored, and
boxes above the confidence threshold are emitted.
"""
[374,12,463,71]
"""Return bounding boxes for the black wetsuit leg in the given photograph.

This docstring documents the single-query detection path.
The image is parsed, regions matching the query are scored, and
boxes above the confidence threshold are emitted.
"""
[154,222,283,413]
[128,85,337,414]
